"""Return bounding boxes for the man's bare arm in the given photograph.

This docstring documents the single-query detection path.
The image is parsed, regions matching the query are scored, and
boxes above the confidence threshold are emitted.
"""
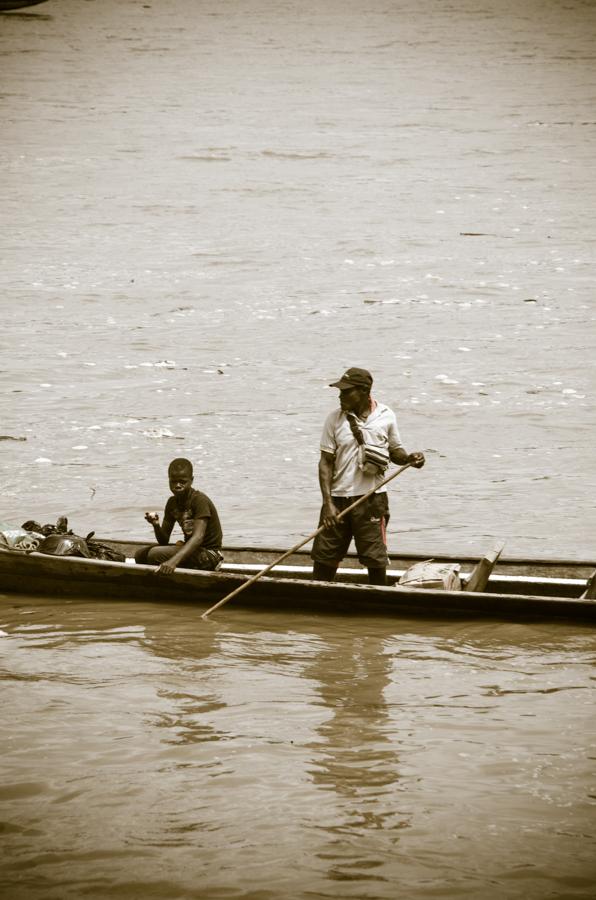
[155,518,208,577]
[390,447,425,468]
[318,451,340,527]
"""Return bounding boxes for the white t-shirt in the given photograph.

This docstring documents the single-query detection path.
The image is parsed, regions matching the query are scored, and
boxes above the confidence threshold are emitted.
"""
[320,401,404,497]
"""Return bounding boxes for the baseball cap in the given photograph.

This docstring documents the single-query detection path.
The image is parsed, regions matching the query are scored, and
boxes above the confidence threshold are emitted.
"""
[329,367,373,390]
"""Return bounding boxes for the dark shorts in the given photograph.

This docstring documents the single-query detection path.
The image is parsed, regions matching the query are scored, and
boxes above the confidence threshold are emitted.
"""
[311,493,390,569]
[134,544,223,571]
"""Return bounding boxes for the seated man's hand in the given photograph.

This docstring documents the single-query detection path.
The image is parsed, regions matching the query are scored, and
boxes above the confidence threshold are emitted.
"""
[155,561,176,577]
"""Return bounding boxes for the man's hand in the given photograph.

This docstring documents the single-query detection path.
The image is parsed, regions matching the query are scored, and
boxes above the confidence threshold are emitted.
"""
[322,500,341,529]
[144,511,160,525]
[155,560,177,577]
[407,451,425,469]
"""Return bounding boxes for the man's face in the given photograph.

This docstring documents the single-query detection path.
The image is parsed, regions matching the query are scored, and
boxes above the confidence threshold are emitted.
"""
[339,386,365,413]
[169,471,193,497]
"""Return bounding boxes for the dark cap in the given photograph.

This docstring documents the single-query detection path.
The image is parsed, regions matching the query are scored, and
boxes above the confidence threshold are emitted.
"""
[329,367,373,390]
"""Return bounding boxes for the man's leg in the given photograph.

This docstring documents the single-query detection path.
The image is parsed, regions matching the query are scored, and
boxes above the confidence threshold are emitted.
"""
[312,561,338,582]
[367,566,387,586]
[136,544,179,565]
[192,548,224,571]
[141,545,222,571]
[145,544,179,566]
[134,545,152,565]
[353,494,390,584]
[311,498,352,581]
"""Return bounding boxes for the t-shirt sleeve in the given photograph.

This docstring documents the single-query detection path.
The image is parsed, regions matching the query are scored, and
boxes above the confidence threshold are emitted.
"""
[191,492,211,520]
[163,498,175,528]
[319,411,338,454]
[387,410,404,450]
[162,498,176,539]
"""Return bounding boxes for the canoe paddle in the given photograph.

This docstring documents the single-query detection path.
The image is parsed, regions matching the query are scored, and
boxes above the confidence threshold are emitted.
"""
[201,462,413,619]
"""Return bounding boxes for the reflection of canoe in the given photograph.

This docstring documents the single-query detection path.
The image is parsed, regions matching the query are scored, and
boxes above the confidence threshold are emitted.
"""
[0,1,48,11]
[1,540,595,622]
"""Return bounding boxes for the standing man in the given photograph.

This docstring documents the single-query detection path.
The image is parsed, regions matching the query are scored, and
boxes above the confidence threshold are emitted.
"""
[311,367,425,586]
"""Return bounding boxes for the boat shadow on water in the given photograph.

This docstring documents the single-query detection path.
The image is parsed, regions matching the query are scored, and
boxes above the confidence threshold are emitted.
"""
[0,1,49,11]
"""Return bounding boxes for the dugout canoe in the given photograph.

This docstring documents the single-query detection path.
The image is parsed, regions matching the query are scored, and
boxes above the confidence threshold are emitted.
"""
[0,540,595,622]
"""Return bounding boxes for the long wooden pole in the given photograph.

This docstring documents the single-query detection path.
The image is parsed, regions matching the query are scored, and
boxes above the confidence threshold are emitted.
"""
[201,462,412,619]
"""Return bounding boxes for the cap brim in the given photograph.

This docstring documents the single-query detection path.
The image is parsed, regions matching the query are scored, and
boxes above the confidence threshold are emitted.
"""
[329,379,354,389]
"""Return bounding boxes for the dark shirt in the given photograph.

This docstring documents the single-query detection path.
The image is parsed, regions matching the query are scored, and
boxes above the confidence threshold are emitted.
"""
[162,489,223,550]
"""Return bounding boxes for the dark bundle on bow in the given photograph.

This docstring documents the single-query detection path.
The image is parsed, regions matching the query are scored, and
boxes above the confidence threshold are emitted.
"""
[21,517,125,563]
[84,533,126,563]
[21,515,71,537]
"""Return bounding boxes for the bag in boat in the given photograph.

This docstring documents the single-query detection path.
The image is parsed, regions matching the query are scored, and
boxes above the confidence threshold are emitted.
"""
[19,516,126,562]
[21,516,70,536]
[84,532,126,563]
[37,532,126,563]
[398,560,462,592]
[0,524,44,552]
[37,533,92,559]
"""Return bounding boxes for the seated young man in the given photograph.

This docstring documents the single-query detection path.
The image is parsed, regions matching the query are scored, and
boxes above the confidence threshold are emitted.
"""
[135,458,223,576]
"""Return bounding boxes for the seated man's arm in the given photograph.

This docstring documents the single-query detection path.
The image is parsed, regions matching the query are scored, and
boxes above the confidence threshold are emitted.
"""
[147,504,175,545]
[155,517,208,576]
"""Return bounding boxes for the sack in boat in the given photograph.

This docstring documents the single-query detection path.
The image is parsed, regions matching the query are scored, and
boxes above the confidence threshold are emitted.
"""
[398,560,462,592]
[84,533,126,563]
[358,443,390,476]
[37,531,126,563]
[21,516,70,536]
[18,516,126,563]
[0,524,44,552]
[37,533,92,558]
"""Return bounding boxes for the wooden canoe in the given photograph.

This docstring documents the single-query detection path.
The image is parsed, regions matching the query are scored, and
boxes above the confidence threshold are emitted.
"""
[1,540,595,622]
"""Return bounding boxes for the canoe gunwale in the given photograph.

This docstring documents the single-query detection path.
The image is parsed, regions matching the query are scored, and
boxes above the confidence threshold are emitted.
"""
[99,538,596,569]
[91,539,595,584]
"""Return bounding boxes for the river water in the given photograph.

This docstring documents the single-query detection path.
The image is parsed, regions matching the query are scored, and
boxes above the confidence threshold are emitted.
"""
[1,0,595,897]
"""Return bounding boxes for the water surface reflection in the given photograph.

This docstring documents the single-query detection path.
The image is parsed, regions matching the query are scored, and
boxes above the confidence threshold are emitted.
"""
[1,600,595,898]
[305,632,410,887]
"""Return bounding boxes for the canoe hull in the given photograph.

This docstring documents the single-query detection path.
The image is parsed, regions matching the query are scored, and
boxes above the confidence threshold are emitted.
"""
[1,546,595,622]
